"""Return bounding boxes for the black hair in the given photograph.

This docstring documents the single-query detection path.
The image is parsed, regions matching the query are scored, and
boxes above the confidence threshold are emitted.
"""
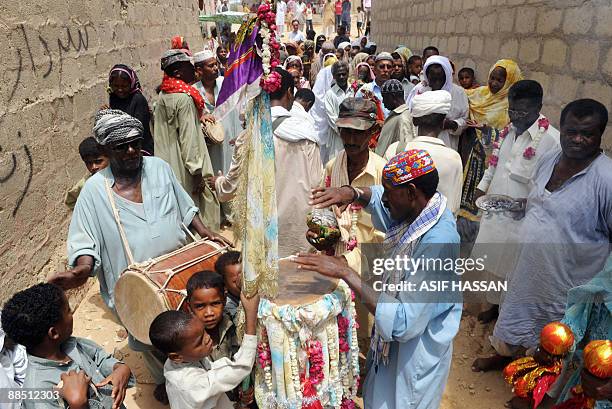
[458,67,475,77]
[306,30,316,41]
[79,137,103,160]
[269,67,295,100]
[149,310,193,354]
[1,283,66,350]
[163,60,192,78]
[331,60,350,76]
[508,80,543,106]
[295,88,316,106]
[408,55,422,65]
[337,25,346,34]
[391,52,402,61]
[292,19,299,24]
[422,46,439,56]
[186,271,225,299]
[214,250,241,276]
[410,168,439,199]
[561,99,609,134]
[412,113,447,129]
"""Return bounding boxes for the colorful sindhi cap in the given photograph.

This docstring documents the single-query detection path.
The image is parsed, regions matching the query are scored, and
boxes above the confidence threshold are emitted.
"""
[383,149,436,186]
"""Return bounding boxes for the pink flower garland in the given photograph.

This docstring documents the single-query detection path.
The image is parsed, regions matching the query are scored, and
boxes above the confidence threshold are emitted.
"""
[256,1,282,94]
[306,340,325,385]
[337,315,350,353]
[488,116,550,167]
[257,329,272,370]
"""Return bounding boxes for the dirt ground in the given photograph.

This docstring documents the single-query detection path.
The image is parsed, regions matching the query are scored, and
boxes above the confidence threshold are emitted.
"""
[71,284,512,409]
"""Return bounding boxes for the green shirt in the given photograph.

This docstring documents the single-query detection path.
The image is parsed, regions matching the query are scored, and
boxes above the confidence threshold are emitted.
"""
[23,337,135,409]
[67,157,199,312]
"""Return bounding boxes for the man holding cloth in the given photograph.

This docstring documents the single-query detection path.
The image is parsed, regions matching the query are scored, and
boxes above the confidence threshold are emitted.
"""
[297,149,462,409]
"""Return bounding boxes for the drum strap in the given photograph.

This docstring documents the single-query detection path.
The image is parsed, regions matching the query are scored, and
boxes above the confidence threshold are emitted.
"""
[104,179,136,266]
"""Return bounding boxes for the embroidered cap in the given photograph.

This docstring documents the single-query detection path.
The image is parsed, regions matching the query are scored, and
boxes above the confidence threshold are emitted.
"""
[336,98,378,131]
[383,149,436,186]
[381,79,404,94]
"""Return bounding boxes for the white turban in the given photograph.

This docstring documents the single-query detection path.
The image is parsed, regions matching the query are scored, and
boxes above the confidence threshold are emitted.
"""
[411,90,452,118]
[193,49,215,64]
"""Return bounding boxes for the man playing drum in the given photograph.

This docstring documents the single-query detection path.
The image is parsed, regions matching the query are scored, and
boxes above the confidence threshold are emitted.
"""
[48,109,230,404]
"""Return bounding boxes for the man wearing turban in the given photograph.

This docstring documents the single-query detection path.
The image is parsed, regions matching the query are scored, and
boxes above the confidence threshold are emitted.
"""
[295,149,462,409]
[385,89,463,214]
[50,109,229,404]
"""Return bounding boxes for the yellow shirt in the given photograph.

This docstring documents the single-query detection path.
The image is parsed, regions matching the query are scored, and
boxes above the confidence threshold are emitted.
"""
[323,150,387,273]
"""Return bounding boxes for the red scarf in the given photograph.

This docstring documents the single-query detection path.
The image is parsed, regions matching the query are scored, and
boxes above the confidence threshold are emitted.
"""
[160,75,206,117]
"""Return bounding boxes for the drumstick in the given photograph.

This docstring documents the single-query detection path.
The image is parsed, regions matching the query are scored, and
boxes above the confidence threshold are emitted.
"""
[181,223,198,242]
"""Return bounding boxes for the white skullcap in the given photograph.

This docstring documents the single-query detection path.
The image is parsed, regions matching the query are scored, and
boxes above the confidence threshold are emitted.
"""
[193,49,216,64]
[338,41,351,50]
[411,90,452,118]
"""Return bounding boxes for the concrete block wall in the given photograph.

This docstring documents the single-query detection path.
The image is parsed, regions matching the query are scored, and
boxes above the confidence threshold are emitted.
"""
[371,0,612,149]
[0,0,203,302]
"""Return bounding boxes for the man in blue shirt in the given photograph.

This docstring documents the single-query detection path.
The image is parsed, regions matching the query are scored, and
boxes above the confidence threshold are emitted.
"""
[295,149,462,409]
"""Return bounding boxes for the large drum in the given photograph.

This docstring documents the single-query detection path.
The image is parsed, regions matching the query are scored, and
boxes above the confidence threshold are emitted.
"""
[114,240,227,344]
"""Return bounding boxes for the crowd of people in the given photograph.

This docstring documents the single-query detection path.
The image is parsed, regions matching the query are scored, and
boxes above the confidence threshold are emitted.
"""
[0,2,610,409]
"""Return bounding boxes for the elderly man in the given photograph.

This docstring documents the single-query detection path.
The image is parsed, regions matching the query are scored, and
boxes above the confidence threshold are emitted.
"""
[310,41,335,86]
[153,49,220,230]
[470,80,560,323]
[356,52,394,118]
[406,56,469,151]
[386,90,463,214]
[317,97,387,353]
[324,60,354,161]
[375,79,416,157]
[298,149,462,409]
[49,110,228,404]
[473,99,612,372]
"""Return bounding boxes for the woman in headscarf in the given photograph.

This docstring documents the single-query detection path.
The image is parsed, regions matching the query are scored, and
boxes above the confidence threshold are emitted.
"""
[349,52,369,81]
[107,64,154,155]
[284,55,311,89]
[405,55,469,151]
[457,59,523,223]
[351,61,375,94]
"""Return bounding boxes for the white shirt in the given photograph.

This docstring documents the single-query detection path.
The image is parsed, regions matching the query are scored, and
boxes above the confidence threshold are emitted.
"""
[477,115,560,197]
[472,116,560,279]
[439,83,469,151]
[386,136,463,214]
[324,83,355,155]
[287,30,306,42]
[164,334,257,409]
[294,1,306,18]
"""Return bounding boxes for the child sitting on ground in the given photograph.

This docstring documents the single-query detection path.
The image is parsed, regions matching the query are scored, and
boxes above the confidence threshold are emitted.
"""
[149,288,260,409]
[64,137,109,210]
[407,55,423,85]
[0,317,27,409]
[458,67,479,90]
[214,251,242,321]
[1,283,134,409]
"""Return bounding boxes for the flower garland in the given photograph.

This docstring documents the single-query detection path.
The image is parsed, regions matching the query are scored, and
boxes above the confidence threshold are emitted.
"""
[256,1,282,94]
[488,116,550,167]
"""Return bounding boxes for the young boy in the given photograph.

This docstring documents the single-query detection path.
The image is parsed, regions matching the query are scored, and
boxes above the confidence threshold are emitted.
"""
[407,55,423,85]
[356,6,365,37]
[458,67,479,90]
[149,290,260,409]
[0,317,27,409]
[64,137,109,210]
[1,284,134,409]
[214,251,242,321]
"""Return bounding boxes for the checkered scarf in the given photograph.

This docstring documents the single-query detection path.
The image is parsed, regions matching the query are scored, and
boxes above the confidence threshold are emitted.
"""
[371,192,447,366]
